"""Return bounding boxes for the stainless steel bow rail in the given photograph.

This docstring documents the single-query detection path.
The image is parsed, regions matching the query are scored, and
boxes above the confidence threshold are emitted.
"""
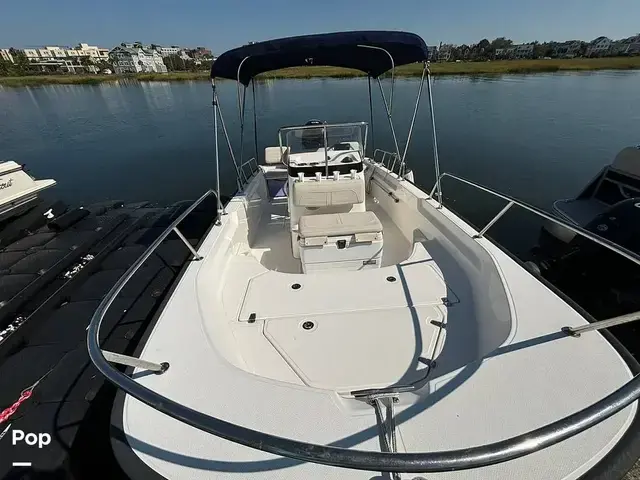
[91,189,213,373]
[87,175,640,474]
[431,172,640,334]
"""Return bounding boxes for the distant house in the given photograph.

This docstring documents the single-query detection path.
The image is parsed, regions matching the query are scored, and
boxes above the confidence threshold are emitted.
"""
[512,43,534,59]
[66,43,109,62]
[189,47,213,60]
[495,44,533,59]
[613,34,640,56]
[37,46,67,61]
[552,40,582,58]
[156,46,181,57]
[628,42,640,55]
[0,48,13,63]
[426,46,438,61]
[586,36,612,57]
[109,44,168,74]
[495,48,506,58]
[438,44,454,62]
[22,49,40,61]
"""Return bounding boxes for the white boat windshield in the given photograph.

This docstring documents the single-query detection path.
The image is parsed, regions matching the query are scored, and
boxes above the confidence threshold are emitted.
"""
[279,122,367,158]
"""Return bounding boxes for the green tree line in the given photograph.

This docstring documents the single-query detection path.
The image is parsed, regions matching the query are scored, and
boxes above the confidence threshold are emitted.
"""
[162,54,212,72]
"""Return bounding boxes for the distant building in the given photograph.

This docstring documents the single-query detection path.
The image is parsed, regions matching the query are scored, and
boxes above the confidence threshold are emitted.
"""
[512,43,534,58]
[188,47,213,60]
[66,43,109,62]
[0,49,13,63]
[426,46,438,61]
[19,43,108,64]
[438,44,454,62]
[22,49,39,61]
[613,34,640,56]
[496,43,534,59]
[157,46,181,57]
[552,40,582,58]
[109,45,168,74]
[37,46,67,60]
[586,36,612,57]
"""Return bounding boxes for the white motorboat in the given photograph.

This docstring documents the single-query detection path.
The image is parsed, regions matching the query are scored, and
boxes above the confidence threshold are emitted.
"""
[88,31,640,480]
[543,145,640,245]
[533,146,640,318]
[0,161,56,222]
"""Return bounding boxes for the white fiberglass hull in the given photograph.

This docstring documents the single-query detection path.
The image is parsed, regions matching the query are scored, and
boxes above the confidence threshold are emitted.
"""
[112,161,637,480]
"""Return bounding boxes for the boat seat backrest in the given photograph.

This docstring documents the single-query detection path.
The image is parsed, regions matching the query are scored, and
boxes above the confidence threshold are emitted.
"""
[292,178,364,208]
[265,146,289,165]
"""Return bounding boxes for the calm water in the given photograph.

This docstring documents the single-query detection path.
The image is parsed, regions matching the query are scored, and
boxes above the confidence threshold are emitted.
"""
[1,72,639,255]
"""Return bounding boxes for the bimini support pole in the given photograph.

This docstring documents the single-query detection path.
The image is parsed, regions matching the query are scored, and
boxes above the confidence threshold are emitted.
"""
[358,45,395,113]
[376,77,402,175]
[400,62,427,179]
[239,85,247,176]
[425,62,442,207]
[252,79,259,162]
[214,88,243,190]
[236,56,250,184]
[367,75,375,156]
[211,79,225,221]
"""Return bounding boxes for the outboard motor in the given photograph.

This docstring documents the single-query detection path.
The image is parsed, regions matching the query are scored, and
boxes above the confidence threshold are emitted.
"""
[301,119,325,150]
[537,198,640,317]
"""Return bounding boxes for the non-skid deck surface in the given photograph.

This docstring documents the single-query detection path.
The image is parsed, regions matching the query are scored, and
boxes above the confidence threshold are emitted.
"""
[248,200,301,273]
[238,250,455,321]
[264,305,444,391]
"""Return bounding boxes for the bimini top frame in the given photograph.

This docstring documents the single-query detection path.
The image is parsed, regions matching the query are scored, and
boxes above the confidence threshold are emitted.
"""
[209,30,428,85]
[208,30,441,217]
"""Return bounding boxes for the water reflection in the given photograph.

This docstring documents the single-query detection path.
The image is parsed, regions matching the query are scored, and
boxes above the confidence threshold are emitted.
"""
[0,71,637,220]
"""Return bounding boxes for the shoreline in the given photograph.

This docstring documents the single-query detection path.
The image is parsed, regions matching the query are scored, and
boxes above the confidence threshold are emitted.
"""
[1,57,639,87]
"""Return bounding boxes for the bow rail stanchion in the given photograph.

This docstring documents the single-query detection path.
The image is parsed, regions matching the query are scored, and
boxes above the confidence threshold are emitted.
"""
[563,311,640,337]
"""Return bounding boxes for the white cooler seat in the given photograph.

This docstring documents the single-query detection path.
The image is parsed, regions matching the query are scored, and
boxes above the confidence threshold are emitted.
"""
[298,212,383,273]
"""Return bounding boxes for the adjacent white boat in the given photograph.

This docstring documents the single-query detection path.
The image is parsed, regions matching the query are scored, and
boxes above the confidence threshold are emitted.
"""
[89,31,640,480]
[543,145,640,245]
[0,161,56,222]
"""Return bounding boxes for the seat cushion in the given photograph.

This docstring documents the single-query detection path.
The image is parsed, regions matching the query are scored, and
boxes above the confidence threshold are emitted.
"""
[299,212,382,238]
[292,178,364,207]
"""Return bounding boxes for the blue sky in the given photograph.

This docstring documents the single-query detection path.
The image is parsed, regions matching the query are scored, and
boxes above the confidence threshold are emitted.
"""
[1,0,638,52]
